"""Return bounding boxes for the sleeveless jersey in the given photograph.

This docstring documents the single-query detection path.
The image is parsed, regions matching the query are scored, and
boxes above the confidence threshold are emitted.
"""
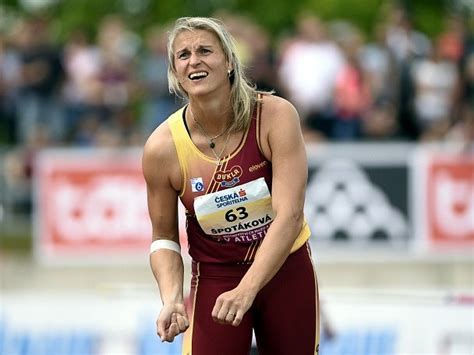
[168,99,310,263]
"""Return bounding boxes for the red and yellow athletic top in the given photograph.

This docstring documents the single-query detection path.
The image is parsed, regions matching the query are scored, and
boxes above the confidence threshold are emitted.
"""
[168,99,310,264]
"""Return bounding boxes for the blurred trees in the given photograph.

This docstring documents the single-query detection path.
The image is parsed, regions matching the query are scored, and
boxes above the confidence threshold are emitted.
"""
[1,0,463,43]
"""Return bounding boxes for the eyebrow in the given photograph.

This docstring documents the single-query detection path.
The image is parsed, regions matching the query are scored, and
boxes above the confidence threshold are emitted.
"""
[175,44,214,55]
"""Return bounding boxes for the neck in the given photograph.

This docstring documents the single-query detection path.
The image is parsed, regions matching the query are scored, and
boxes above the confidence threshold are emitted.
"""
[188,103,233,152]
[188,99,233,135]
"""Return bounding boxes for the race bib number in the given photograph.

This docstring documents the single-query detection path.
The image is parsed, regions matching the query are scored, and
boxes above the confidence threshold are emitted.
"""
[194,177,273,241]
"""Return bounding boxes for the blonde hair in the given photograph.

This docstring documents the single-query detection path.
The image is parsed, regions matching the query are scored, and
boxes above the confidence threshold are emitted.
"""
[167,17,261,132]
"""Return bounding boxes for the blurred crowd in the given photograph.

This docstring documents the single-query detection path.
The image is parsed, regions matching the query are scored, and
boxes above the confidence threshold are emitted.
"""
[0,5,473,214]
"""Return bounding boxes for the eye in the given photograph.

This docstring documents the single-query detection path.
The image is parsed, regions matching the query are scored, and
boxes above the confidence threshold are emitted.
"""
[177,51,189,59]
[199,48,211,55]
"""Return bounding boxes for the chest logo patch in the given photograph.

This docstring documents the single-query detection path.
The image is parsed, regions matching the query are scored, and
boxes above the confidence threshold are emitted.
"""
[190,177,205,192]
[214,165,243,188]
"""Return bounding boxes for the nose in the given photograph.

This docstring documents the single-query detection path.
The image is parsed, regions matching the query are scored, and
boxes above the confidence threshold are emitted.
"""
[189,52,201,66]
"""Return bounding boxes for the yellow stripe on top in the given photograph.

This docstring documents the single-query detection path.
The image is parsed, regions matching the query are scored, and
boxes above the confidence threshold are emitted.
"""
[206,162,221,195]
[291,220,311,253]
[168,107,228,196]
[168,108,192,197]
[168,108,241,198]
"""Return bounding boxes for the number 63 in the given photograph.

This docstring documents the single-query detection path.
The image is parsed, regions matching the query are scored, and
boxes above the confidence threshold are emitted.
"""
[224,207,248,222]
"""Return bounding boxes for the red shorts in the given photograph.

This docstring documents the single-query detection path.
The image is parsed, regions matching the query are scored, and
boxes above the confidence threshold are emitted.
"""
[182,243,320,355]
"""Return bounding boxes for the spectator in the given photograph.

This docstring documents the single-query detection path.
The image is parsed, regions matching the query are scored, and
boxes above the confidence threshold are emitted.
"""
[332,24,372,140]
[410,37,460,141]
[359,22,398,110]
[242,20,278,92]
[95,14,139,117]
[384,6,432,140]
[437,14,466,65]
[215,12,278,92]
[3,125,51,214]
[0,33,21,143]
[61,28,103,141]
[137,25,181,138]
[13,16,65,144]
[277,13,346,141]
[385,7,431,65]
[359,23,399,139]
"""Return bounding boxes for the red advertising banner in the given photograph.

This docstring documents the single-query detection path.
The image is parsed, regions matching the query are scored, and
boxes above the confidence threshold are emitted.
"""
[34,149,151,263]
[33,145,472,262]
[423,152,474,249]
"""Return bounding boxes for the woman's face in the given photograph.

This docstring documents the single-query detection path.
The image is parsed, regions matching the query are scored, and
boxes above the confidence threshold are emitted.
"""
[172,29,231,98]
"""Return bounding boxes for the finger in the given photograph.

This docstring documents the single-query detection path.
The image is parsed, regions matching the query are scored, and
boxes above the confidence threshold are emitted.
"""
[176,314,189,332]
[215,305,232,324]
[232,310,244,327]
[212,304,227,323]
[211,297,223,321]
[224,310,236,324]
[157,319,168,341]
[165,322,180,342]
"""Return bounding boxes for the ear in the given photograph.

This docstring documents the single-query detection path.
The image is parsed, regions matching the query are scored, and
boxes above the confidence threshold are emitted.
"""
[228,68,235,84]
[226,59,233,73]
[227,64,234,75]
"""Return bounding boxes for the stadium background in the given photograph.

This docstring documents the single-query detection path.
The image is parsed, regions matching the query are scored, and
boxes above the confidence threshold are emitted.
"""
[0,0,473,354]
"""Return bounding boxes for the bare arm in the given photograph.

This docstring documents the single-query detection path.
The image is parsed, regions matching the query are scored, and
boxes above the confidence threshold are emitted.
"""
[240,96,307,286]
[212,95,308,326]
[142,125,189,341]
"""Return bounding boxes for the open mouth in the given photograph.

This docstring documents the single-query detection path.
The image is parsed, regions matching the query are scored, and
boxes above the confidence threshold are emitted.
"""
[189,71,208,80]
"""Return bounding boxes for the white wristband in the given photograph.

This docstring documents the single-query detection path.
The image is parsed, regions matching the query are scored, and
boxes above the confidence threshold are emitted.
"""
[150,239,181,255]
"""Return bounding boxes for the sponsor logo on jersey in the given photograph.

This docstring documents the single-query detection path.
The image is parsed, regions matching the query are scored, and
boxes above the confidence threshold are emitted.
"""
[214,165,242,187]
[214,189,248,208]
[249,160,268,172]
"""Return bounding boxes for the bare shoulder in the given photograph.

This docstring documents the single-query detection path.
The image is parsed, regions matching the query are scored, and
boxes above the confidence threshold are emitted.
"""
[143,122,173,163]
[258,94,302,158]
[260,94,299,121]
[142,121,180,188]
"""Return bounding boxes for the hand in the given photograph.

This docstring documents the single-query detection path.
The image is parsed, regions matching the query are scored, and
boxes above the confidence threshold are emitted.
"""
[211,286,256,327]
[156,303,189,342]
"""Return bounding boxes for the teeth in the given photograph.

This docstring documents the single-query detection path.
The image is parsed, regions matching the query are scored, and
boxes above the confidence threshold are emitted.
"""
[189,72,208,80]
